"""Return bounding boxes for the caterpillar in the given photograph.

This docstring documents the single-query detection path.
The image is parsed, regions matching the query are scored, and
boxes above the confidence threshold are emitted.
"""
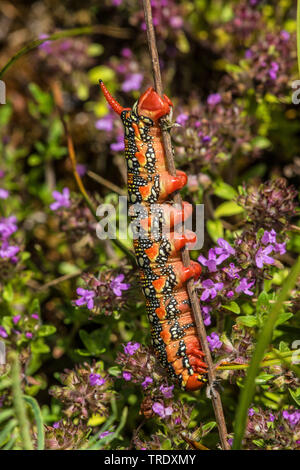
[100,81,208,391]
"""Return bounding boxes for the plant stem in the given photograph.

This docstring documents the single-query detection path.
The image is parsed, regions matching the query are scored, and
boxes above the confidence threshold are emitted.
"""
[0,25,131,79]
[142,0,229,450]
[217,350,300,370]
[10,353,33,450]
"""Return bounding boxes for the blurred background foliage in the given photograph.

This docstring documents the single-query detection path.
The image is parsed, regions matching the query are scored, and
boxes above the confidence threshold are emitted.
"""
[0,0,299,450]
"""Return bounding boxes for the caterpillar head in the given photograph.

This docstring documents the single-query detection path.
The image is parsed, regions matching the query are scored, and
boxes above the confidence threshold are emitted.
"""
[99,80,173,121]
[137,87,173,121]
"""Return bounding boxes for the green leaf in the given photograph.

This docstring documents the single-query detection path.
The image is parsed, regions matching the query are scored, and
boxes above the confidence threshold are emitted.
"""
[31,339,50,354]
[256,291,270,314]
[222,302,240,314]
[79,329,107,355]
[38,325,56,337]
[29,299,40,316]
[275,311,293,326]
[206,219,224,242]
[214,201,244,218]
[289,387,300,406]
[213,181,237,200]
[3,283,13,303]
[236,316,258,327]
[23,395,45,450]
[255,374,274,385]
[201,421,217,435]
[108,366,121,377]
[251,136,271,150]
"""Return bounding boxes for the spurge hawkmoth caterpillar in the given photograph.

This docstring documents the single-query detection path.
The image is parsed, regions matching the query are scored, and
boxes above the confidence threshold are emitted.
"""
[100,81,207,391]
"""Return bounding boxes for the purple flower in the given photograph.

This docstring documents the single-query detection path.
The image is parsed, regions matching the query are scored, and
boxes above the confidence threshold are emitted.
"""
[53,421,60,429]
[121,47,132,58]
[0,189,9,199]
[207,93,221,106]
[227,290,234,298]
[89,373,106,386]
[141,376,153,389]
[269,61,279,80]
[269,413,275,422]
[123,341,140,355]
[202,135,211,143]
[228,438,233,446]
[0,216,18,240]
[0,242,20,260]
[13,315,21,325]
[215,238,235,263]
[169,16,183,29]
[262,229,277,245]
[248,408,255,417]
[110,135,125,152]
[176,113,189,126]
[235,278,255,296]
[25,332,33,339]
[50,188,70,211]
[201,279,224,301]
[207,332,222,351]
[202,305,212,326]
[111,0,122,5]
[0,326,8,338]
[255,245,274,269]
[31,313,39,320]
[122,371,132,381]
[152,402,173,419]
[198,248,223,272]
[76,164,87,176]
[110,274,130,297]
[95,114,114,132]
[282,410,300,427]
[223,263,240,280]
[274,242,286,255]
[245,49,253,59]
[99,430,114,439]
[121,73,143,92]
[280,30,290,41]
[160,384,174,398]
[75,287,96,310]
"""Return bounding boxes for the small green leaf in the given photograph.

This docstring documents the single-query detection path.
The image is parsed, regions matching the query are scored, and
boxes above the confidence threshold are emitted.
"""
[255,374,274,385]
[288,388,300,406]
[251,136,271,150]
[38,325,56,337]
[214,201,244,218]
[236,316,258,327]
[222,302,240,314]
[275,311,293,326]
[202,421,217,435]
[108,366,121,377]
[213,181,237,200]
[3,284,13,303]
[206,219,224,242]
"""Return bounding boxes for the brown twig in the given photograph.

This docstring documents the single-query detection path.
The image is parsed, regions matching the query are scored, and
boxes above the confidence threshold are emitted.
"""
[142,0,229,450]
[87,170,126,196]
